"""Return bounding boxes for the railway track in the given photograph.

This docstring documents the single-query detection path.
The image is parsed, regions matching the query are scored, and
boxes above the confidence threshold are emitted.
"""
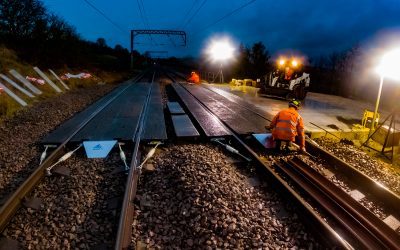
[165,72,400,249]
[0,70,155,248]
[1,68,399,249]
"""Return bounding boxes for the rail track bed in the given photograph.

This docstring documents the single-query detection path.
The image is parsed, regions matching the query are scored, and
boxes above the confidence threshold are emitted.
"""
[0,84,116,203]
[3,152,127,249]
[131,144,318,249]
[1,68,400,249]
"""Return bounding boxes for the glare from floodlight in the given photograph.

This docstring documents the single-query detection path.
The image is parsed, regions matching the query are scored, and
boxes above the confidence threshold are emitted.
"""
[292,60,298,67]
[279,59,285,66]
[376,48,400,80]
[207,39,235,62]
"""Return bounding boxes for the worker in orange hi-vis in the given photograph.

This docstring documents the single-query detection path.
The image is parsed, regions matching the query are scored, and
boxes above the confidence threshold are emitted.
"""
[266,99,306,152]
[187,71,200,84]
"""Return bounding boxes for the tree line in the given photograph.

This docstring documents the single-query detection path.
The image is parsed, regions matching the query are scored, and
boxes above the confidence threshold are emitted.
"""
[228,41,362,98]
[0,0,146,71]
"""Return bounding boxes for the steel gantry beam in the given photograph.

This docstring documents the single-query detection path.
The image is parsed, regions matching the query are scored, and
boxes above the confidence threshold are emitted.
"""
[130,29,186,68]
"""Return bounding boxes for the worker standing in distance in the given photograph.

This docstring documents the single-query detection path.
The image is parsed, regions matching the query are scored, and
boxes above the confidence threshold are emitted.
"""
[267,100,306,152]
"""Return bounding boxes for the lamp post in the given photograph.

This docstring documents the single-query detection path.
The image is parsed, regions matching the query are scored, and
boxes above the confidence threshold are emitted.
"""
[369,48,400,136]
[207,38,235,83]
[369,75,384,133]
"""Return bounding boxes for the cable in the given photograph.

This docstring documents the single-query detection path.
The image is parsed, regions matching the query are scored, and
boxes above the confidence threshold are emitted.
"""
[192,0,257,37]
[179,0,198,28]
[136,0,156,45]
[182,0,208,29]
[82,0,126,33]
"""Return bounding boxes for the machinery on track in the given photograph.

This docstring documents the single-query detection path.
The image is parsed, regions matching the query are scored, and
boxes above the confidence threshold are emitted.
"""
[260,57,310,100]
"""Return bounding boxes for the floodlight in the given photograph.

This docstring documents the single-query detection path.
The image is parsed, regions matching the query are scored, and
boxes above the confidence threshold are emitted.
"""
[208,39,235,62]
[376,48,400,80]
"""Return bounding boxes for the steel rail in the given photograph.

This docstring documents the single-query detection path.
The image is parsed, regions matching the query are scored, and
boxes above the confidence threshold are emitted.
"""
[0,72,147,232]
[167,73,400,248]
[115,71,156,250]
[163,75,351,248]
[287,156,400,249]
[306,141,400,219]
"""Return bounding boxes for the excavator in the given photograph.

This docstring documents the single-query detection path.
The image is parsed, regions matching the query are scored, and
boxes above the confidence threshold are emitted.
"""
[260,57,310,100]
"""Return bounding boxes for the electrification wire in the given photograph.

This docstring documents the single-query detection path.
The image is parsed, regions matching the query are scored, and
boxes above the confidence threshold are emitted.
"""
[82,0,126,34]
[182,0,208,29]
[191,0,257,38]
[136,0,156,45]
[179,0,198,29]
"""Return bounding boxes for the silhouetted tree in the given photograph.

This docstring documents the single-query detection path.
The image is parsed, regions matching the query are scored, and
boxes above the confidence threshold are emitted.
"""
[232,41,271,79]
[249,41,271,78]
[0,0,143,70]
[96,38,107,48]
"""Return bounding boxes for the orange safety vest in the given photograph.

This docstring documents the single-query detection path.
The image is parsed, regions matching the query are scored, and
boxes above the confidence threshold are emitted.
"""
[270,107,305,147]
[188,73,200,83]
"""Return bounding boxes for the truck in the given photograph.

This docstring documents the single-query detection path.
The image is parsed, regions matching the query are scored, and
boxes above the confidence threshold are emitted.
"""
[260,57,310,100]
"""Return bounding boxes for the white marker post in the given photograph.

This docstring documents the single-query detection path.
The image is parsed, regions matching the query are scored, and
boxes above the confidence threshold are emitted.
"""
[33,67,62,93]
[0,74,34,98]
[49,69,70,90]
[9,69,42,95]
[0,81,27,106]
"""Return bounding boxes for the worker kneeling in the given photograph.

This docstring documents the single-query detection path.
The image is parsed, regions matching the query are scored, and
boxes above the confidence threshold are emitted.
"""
[267,100,306,152]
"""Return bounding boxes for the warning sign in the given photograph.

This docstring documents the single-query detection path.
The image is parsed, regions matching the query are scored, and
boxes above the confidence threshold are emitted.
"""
[83,140,117,158]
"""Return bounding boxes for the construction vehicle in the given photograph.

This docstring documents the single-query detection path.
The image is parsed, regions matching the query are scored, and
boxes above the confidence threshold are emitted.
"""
[260,57,310,100]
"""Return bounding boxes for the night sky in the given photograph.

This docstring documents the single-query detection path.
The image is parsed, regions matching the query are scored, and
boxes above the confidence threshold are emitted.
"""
[42,0,400,58]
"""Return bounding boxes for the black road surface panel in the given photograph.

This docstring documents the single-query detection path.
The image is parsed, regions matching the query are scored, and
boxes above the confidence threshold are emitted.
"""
[171,115,199,137]
[203,85,274,121]
[172,83,231,137]
[167,102,185,114]
[71,83,151,142]
[143,82,167,141]
[41,83,131,145]
[182,84,268,134]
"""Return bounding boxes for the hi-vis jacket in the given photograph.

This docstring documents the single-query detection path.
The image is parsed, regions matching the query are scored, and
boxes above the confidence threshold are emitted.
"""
[270,107,305,148]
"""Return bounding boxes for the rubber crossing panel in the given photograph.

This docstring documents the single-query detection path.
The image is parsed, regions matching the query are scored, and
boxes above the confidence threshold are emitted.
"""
[182,84,269,135]
[143,82,168,141]
[203,85,274,121]
[171,115,199,137]
[41,83,130,145]
[172,83,231,137]
[70,83,150,142]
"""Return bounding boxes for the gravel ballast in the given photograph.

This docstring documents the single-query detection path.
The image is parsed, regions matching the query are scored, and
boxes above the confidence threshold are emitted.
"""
[3,153,126,249]
[0,84,115,201]
[131,144,319,249]
[314,138,400,195]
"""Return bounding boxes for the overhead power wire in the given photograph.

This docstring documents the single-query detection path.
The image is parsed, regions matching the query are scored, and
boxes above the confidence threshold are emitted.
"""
[192,0,257,37]
[182,0,208,29]
[179,0,198,28]
[82,0,126,34]
[136,0,156,45]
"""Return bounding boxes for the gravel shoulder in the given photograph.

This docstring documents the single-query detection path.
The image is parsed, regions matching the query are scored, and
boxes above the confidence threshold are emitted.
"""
[0,84,115,201]
[132,144,319,249]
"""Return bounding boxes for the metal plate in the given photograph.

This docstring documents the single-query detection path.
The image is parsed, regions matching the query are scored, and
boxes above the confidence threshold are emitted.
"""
[167,102,185,114]
[172,115,199,137]
[172,83,230,137]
